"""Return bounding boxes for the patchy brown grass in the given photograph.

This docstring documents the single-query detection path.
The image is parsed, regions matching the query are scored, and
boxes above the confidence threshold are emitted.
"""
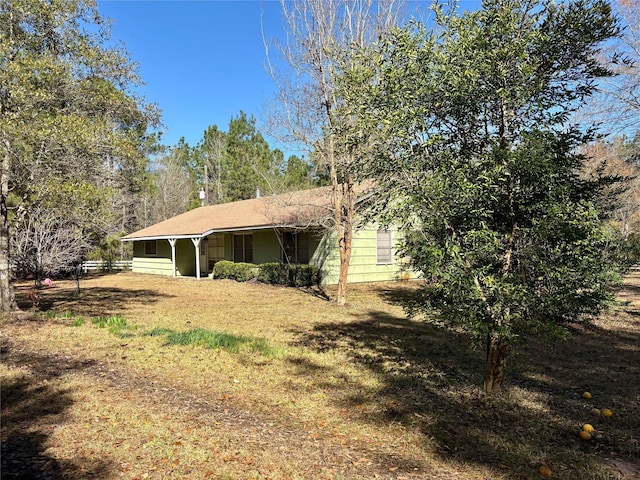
[2,272,639,480]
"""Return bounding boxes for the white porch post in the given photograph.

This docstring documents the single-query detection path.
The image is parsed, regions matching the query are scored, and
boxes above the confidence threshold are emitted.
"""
[168,238,177,277]
[191,237,201,280]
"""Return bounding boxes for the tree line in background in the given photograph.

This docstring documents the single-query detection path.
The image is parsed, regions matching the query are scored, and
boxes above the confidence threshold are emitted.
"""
[584,134,640,249]
[8,106,326,282]
[2,0,640,393]
[146,111,324,225]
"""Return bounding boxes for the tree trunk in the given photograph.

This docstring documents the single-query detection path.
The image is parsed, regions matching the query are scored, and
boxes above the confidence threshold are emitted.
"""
[333,179,354,306]
[0,146,18,313]
[483,332,508,394]
[73,264,81,294]
[336,219,353,306]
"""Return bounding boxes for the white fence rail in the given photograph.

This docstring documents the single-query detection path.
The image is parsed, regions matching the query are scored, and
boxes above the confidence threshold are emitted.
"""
[81,260,132,273]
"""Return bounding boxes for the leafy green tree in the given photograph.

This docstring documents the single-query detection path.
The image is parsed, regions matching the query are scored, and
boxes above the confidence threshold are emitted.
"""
[0,0,158,311]
[282,153,319,190]
[346,0,625,392]
[222,111,281,201]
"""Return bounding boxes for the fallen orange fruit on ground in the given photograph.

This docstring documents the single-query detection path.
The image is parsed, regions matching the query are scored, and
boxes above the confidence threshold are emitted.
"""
[538,465,552,478]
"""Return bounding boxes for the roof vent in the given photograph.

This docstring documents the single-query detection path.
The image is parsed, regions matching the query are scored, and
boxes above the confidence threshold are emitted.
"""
[256,187,261,198]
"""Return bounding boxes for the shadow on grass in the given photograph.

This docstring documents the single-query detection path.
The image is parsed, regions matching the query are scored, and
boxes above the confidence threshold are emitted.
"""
[1,338,113,479]
[292,281,640,479]
[14,282,174,317]
[615,280,640,297]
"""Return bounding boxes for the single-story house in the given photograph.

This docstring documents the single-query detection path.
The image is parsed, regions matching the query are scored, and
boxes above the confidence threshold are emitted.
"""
[121,186,414,284]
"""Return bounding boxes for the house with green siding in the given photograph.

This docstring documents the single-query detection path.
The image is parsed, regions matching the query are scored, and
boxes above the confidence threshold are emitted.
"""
[121,186,415,284]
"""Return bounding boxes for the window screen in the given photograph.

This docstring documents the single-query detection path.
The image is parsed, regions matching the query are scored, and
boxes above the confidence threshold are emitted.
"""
[376,229,392,264]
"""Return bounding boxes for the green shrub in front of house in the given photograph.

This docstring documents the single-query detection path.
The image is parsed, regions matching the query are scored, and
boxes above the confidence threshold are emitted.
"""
[257,263,290,285]
[287,264,319,287]
[212,261,258,282]
[214,260,319,287]
[257,263,319,287]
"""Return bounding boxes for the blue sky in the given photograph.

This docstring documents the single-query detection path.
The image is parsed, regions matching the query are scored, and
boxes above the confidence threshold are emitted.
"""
[98,1,285,150]
[97,1,482,153]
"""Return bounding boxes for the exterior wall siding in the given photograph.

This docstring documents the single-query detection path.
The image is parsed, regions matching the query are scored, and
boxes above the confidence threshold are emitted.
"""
[175,239,196,276]
[132,240,173,276]
[311,227,417,285]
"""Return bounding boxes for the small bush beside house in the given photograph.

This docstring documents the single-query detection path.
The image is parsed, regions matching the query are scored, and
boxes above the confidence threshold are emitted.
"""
[258,263,319,287]
[288,264,319,287]
[213,261,319,287]
[257,263,289,285]
[212,261,258,282]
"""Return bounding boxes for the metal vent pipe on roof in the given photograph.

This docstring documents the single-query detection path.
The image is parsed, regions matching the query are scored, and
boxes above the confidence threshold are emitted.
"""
[256,187,261,198]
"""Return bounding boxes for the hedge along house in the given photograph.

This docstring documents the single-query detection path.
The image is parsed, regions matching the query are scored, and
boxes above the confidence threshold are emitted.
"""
[121,186,414,284]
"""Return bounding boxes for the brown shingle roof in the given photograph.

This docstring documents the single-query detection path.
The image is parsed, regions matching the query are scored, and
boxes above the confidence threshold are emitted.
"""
[122,186,334,241]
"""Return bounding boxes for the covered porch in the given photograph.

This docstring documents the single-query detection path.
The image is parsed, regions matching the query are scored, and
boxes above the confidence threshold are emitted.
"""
[125,229,316,279]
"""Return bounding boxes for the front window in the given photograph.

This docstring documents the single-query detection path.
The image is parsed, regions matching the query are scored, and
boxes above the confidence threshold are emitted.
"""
[233,234,253,263]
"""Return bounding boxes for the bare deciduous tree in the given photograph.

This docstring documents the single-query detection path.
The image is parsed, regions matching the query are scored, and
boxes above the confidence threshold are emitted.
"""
[199,126,227,205]
[154,153,193,222]
[264,0,403,304]
[11,205,91,284]
[583,0,640,133]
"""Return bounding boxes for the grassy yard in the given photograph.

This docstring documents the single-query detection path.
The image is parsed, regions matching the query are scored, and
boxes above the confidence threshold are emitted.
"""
[2,272,639,480]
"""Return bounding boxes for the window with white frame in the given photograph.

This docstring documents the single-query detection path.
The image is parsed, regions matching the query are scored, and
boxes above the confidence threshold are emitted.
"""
[376,229,393,264]
[144,240,157,256]
[233,234,253,263]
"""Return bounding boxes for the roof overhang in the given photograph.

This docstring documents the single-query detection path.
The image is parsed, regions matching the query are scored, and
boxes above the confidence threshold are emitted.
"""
[121,223,314,242]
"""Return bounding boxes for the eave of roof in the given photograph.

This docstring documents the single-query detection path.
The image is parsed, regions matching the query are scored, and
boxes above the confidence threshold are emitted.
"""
[121,186,334,241]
